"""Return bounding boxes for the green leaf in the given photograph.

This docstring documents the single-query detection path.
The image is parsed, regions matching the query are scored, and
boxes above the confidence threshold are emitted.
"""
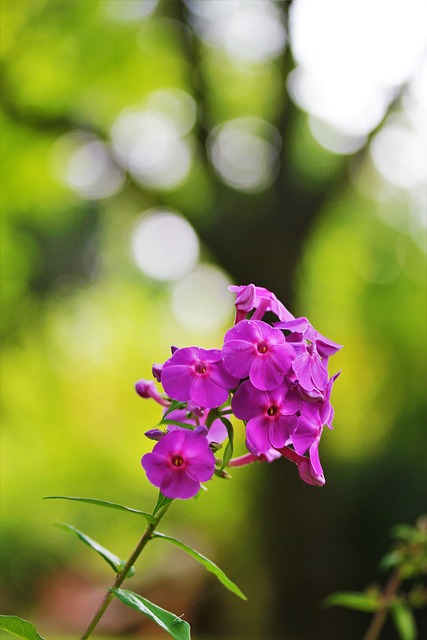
[161,419,194,430]
[152,532,247,601]
[379,550,402,571]
[390,603,417,640]
[323,591,380,612]
[162,400,187,418]
[55,522,135,577]
[152,491,173,517]
[219,417,234,470]
[0,615,46,640]
[43,495,156,524]
[111,588,191,640]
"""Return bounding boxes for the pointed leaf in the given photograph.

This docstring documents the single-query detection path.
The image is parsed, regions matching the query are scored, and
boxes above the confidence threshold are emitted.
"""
[161,420,194,430]
[55,522,135,577]
[390,603,417,640]
[323,591,380,612]
[219,417,234,470]
[162,400,187,418]
[111,588,191,640]
[153,491,173,517]
[43,496,155,524]
[152,532,247,600]
[0,615,46,640]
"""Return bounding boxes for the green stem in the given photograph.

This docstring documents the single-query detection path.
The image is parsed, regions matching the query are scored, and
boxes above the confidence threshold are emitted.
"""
[362,567,402,640]
[79,502,172,640]
[205,408,218,428]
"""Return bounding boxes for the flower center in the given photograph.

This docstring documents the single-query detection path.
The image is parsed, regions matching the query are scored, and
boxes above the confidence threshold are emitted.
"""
[257,341,269,354]
[195,361,207,375]
[171,455,184,467]
[267,405,278,417]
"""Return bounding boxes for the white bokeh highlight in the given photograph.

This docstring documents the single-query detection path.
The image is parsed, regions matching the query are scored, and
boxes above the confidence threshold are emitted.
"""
[208,117,281,192]
[171,265,234,333]
[289,0,427,153]
[131,210,200,282]
[111,89,196,191]
[51,132,125,200]
[186,0,286,65]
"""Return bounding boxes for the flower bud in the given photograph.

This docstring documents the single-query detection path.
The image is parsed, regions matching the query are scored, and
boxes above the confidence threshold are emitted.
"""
[135,379,170,407]
[144,429,165,441]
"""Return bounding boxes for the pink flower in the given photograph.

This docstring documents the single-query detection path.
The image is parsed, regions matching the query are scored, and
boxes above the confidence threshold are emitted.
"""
[161,347,239,409]
[222,320,295,391]
[232,380,300,454]
[141,430,215,499]
[230,284,294,324]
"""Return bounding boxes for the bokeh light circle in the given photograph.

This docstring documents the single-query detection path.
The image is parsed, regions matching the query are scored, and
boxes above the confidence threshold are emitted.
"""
[131,210,200,281]
[171,265,234,333]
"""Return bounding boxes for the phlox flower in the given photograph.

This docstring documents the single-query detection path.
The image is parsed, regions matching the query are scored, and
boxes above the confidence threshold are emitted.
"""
[141,429,215,499]
[276,317,342,397]
[222,320,295,391]
[230,284,294,323]
[161,347,239,409]
[232,380,300,454]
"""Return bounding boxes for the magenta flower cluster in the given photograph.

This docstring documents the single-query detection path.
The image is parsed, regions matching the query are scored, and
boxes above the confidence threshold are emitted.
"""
[136,284,342,500]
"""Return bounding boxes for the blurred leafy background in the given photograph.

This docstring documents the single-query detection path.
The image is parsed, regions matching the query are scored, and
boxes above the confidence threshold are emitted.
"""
[1,1,426,638]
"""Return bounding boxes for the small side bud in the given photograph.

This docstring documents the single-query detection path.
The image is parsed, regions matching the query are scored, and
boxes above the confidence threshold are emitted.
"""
[152,363,163,382]
[135,379,170,407]
[144,429,165,441]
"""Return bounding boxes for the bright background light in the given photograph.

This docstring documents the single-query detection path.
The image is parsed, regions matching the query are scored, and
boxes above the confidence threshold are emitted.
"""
[289,0,427,152]
[208,117,281,192]
[131,209,200,282]
[111,89,196,191]
[171,265,234,334]
[186,0,286,65]
[50,133,125,200]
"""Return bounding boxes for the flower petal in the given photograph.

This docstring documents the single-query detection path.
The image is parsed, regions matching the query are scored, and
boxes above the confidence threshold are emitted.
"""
[250,354,284,390]
[161,365,194,401]
[190,375,229,408]
[232,381,267,420]
[269,415,298,449]
[246,415,272,454]
[160,470,201,499]
[222,339,256,378]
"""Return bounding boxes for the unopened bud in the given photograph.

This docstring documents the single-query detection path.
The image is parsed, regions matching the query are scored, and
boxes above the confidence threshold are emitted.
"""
[144,429,165,441]
[152,363,163,382]
[135,379,170,407]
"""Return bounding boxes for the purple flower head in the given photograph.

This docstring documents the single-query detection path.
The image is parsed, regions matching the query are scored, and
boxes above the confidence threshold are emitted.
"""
[161,347,239,409]
[230,284,294,323]
[275,318,342,396]
[222,320,295,391]
[232,380,300,455]
[135,379,170,407]
[291,341,329,395]
[297,370,340,430]
[141,429,215,499]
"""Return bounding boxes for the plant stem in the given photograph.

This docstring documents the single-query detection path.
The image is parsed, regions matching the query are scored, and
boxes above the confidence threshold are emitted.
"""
[79,502,172,640]
[362,567,402,640]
